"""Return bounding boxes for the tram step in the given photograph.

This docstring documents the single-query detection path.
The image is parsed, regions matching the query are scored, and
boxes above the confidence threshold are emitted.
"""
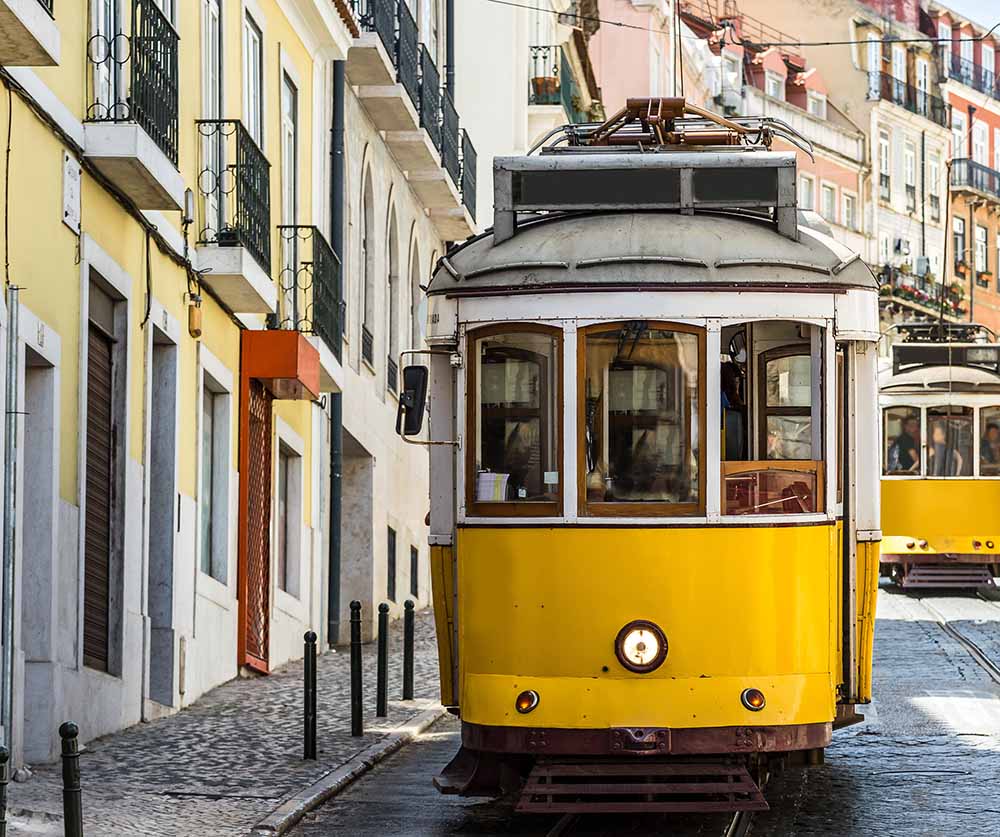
[902,565,996,589]
[515,760,769,814]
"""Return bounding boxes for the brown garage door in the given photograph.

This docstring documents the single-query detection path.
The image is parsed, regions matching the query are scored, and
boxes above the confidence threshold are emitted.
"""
[84,323,113,671]
[244,378,273,668]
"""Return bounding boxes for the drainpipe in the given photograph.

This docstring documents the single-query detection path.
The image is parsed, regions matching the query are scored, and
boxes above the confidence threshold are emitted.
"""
[970,199,976,322]
[445,0,455,95]
[1,287,18,757]
[920,130,926,260]
[327,60,345,647]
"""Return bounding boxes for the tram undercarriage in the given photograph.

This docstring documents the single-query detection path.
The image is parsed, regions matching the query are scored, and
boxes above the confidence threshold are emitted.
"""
[882,554,998,589]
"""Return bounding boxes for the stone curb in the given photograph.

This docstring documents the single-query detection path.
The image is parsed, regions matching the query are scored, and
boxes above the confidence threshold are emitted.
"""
[249,705,446,836]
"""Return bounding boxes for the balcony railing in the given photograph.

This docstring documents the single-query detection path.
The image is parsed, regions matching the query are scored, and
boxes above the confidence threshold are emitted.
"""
[85,0,179,164]
[461,129,476,219]
[387,357,398,393]
[442,91,460,189]
[361,325,375,366]
[397,0,419,111]
[946,53,999,100]
[353,0,395,58]
[879,173,890,202]
[952,158,1000,202]
[37,0,54,15]
[196,120,271,273]
[276,226,343,363]
[419,45,441,152]
[867,72,949,128]
[529,45,561,106]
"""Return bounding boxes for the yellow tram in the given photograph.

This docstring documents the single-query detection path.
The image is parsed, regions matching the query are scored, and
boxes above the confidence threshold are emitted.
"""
[880,322,1000,588]
[396,99,882,814]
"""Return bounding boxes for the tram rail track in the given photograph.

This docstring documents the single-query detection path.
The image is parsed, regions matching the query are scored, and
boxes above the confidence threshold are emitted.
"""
[917,597,1000,686]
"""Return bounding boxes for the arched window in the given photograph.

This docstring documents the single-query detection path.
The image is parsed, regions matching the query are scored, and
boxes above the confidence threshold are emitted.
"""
[361,168,375,365]
[386,208,400,391]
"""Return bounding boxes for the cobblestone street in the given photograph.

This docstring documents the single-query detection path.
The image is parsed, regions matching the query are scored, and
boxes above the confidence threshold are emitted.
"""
[6,609,440,837]
[290,585,1000,836]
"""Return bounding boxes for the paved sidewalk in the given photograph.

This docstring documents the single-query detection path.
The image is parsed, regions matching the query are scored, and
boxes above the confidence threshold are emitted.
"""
[7,609,441,837]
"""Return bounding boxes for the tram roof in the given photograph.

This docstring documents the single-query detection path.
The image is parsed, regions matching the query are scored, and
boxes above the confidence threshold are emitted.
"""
[428,210,875,298]
[881,365,1000,393]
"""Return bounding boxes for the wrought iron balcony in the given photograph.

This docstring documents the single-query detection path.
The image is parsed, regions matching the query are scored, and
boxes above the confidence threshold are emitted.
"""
[397,0,419,111]
[352,0,396,58]
[461,129,477,219]
[441,91,460,189]
[361,325,375,366]
[387,356,398,393]
[529,45,561,106]
[952,158,1000,202]
[37,0,53,14]
[196,120,271,274]
[945,53,999,99]
[879,266,965,319]
[85,0,179,164]
[420,45,441,152]
[276,226,343,363]
[867,72,949,128]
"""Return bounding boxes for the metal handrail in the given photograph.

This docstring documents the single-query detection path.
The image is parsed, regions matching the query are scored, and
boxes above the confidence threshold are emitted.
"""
[352,0,397,60]
[948,53,999,99]
[420,45,441,152]
[37,0,54,16]
[196,119,271,274]
[85,0,179,164]
[952,157,1000,201]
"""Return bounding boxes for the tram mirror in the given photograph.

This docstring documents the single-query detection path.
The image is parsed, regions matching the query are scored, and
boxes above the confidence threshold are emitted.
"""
[396,365,429,437]
[729,331,747,364]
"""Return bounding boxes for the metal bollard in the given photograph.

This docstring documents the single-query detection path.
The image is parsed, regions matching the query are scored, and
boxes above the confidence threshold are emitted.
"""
[376,603,389,717]
[303,631,317,760]
[403,600,415,700]
[350,601,363,737]
[0,745,8,837]
[59,722,83,837]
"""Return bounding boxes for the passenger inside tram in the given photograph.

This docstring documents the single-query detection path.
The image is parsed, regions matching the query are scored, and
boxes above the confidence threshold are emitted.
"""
[719,322,825,515]
[981,421,1000,476]
[885,410,921,474]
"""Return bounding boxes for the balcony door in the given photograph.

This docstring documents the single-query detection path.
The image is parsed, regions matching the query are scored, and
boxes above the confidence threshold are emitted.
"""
[202,0,224,239]
[891,45,906,103]
[973,121,989,166]
[94,0,123,118]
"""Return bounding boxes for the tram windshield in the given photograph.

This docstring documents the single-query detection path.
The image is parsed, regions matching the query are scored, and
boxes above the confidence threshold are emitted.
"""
[720,322,826,515]
[882,404,984,477]
[927,407,972,477]
[884,406,921,474]
[580,323,702,513]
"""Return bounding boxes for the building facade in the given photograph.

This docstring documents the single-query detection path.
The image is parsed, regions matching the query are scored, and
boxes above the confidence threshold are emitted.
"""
[0,0,478,768]
[927,2,1000,331]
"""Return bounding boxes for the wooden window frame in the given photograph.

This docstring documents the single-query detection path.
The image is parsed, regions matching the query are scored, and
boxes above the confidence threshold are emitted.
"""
[465,323,563,518]
[720,460,825,515]
[576,321,707,518]
[757,345,816,458]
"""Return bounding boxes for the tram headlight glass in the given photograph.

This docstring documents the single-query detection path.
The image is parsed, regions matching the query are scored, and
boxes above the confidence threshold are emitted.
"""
[515,690,540,714]
[741,688,766,711]
[614,620,668,673]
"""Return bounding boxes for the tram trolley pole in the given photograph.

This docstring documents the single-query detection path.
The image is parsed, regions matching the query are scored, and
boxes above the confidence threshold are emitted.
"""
[350,601,363,736]
[59,722,83,837]
[403,600,415,700]
[303,631,318,759]
[376,603,389,717]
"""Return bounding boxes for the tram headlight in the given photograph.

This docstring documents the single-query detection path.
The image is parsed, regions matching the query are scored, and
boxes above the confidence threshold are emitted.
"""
[740,688,766,712]
[614,620,668,674]
[515,690,540,714]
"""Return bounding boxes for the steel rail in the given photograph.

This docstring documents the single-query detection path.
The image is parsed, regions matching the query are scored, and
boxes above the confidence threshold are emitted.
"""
[918,597,1000,686]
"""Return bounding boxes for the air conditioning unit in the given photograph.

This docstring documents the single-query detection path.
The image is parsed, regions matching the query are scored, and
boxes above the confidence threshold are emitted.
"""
[894,238,911,256]
[915,255,930,276]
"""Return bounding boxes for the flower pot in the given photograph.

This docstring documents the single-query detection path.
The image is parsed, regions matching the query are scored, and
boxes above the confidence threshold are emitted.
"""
[531,76,558,99]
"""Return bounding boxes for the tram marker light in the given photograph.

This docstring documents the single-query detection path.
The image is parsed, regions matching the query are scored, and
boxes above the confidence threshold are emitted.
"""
[906,541,916,550]
[740,688,766,711]
[919,540,928,550]
[987,541,995,549]
[973,540,983,550]
[515,690,540,714]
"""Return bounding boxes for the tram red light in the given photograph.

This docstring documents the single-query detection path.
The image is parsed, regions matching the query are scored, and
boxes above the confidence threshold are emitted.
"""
[973,540,983,550]
[515,690,540,714]
[906,541,916,550]
[740,688,766,711]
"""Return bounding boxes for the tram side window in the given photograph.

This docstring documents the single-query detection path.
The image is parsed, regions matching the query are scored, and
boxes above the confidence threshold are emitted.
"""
[469,328,560,511]
[927,406,973,477]
[981,406,1000,476]
[580,322,702,514]
[884,406,921,475]
[720,322,824,516]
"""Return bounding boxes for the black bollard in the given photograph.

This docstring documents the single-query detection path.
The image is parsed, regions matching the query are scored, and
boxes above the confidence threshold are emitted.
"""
[0,745,8,837]
[350,601,363,737]
[403,600,415,700]
[376,603,389,717]
[59,722,83,837]
[303,630,317,760]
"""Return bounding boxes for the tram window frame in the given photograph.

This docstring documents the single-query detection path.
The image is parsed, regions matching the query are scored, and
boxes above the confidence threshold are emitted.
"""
[979,406,1000,477]
[883,405,923,477]
[465,323,563,518]
[926,405,974,478]
[576,321,707,518]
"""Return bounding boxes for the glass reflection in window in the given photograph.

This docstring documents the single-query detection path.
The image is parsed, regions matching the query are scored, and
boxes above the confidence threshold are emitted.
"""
[927,406,972,477]
[762,353,813,460]
[473,330,558,504]
[981,406,1000,476]
[582,323,700,508]
[884,406,921,475]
